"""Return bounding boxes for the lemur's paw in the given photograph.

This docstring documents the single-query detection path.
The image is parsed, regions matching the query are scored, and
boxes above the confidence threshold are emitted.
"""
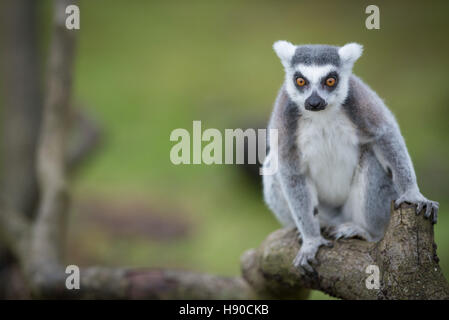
[395,189,439,224]
[293,237,333,273]
[330,223,371,241]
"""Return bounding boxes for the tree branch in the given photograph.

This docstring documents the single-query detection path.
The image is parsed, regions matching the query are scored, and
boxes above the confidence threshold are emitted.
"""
[29,267,255,299]
[241,203,449,300]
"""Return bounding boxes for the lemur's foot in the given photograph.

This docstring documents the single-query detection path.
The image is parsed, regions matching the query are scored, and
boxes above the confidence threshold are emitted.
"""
[293,237,333,273]
[394,189,439,224]
[329,223,372,241]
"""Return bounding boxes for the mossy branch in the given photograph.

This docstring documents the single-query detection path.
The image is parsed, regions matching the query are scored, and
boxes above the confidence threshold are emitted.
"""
[241,203,449,300]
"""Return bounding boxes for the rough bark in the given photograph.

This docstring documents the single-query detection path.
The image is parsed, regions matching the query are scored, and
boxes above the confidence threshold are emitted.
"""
[241,203,449,300]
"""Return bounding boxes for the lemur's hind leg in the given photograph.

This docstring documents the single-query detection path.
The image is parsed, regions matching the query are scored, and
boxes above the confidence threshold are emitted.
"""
[331,148,398,241]
[317,204,346,236]
[263,171,295,228]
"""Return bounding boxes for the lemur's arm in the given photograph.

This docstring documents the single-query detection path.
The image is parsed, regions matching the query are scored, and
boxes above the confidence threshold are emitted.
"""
[373,125,439,222]
[344,76,439,223]
[270,89,332,272]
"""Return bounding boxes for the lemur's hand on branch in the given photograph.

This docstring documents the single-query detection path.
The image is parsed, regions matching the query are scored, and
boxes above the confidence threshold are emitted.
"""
[293,237,333,273]
[395,188,439,224]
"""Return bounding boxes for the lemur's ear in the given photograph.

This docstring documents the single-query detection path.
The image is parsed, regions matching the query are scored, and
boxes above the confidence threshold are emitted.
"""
[273,40,296,68]
[338,43,363,66]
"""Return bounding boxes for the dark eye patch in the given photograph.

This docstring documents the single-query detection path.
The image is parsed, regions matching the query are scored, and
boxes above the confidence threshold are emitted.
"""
[293,72,309,91]
[321,71,339,91]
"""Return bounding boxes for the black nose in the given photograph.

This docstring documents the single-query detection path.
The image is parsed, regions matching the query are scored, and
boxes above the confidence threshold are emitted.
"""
[305,92,327,111]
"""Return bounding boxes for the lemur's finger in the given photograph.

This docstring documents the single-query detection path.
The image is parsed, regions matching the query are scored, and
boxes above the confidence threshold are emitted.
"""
[425,203,432,218]
[416,202,424,214]
[322,239,333,248]
[394,199,401,209]
[294,254,313,274]
[432,206,438,224]
[301,262,314,273]
[292,256,300,267]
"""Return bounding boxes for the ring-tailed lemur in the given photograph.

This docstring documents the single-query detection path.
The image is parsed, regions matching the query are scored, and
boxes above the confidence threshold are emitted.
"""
[263,41,439,272]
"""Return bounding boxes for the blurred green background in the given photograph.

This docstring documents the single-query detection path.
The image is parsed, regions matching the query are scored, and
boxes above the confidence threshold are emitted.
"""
[36,0,449,299]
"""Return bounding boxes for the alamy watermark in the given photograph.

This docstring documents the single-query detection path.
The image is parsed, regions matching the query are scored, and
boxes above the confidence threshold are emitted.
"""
[365,5,380,30]
[65,265,80,290]
[365,264,380,290]
[169,121,278,175]
[65,4,80,30]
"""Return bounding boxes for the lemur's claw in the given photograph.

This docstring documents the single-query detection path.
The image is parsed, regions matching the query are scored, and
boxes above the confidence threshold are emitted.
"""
[323,240,334,248]
[293,254,314,274]
[329,223,371,241]
[293,238,332,273]
[432,206,438,224]
[416,201,438,223]
[423,201,439,224]
[416,203,424,214]
[395,190,439,224]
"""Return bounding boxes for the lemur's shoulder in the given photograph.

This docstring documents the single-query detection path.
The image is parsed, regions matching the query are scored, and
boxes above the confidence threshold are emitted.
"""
[342,75,396,140]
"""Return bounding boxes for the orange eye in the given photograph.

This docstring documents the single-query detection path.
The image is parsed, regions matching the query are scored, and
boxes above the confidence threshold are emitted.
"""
[326,77,336,87]
[296,77,306,87]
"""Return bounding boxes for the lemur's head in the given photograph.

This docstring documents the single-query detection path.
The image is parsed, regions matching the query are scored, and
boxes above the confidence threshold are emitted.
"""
[273,41,363,112]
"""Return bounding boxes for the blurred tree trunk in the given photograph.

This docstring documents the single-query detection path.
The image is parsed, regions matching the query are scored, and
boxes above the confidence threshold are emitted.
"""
[0,0,43,299]
[0,1,102,298]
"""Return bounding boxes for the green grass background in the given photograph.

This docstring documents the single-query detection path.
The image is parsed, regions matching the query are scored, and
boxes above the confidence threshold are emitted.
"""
[44,0,449,299]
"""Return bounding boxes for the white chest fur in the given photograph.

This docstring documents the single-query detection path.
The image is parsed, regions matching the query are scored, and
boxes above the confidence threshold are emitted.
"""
[297,110,360,207]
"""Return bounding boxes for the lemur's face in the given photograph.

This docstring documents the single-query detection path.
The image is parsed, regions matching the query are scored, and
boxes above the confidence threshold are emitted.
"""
[274,42,363,113]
